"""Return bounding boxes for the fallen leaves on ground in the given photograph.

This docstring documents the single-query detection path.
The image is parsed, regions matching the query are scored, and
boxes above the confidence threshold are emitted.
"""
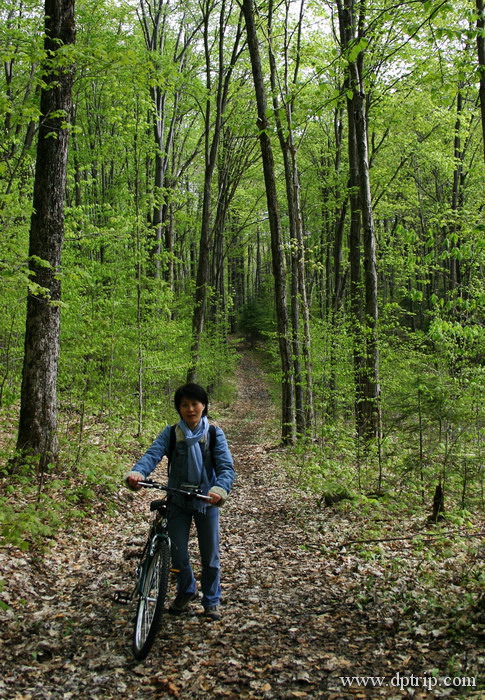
[0,350,483,698]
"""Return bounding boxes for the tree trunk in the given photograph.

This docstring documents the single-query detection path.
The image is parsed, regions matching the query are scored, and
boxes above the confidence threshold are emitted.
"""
[351,79,381,441]
[16,0,76,470]
[267,0,314,435]
[332,105,347,315]
[290,145,315,433]
[242,0,296,443]
[267,57,304,432]
[290,245,305,434]
[346,94,367,438]
[338,0,364,437]
[187,1,242,382]
[429,483,445,522]
[337,0,381,442]
[138,1,191,281]
[450,89,464,292]
[476,0,485,162]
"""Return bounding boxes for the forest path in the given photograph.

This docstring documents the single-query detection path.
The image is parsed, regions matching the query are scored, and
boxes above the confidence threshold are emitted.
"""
[1,346,482,699]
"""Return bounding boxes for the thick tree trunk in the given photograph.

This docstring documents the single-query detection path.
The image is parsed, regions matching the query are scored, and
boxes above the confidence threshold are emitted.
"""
[242,0,296,443]
[16,0,76,470]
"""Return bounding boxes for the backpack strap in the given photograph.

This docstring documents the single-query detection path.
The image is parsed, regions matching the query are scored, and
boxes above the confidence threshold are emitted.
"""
[206,424,217,462]
[167,424,177,468]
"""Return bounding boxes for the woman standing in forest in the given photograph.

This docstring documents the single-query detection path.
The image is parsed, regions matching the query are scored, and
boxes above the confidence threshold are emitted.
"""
[126,383,235,621]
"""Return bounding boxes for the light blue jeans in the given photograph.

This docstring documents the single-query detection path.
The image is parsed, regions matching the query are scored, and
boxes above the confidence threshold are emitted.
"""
[167,503,221,608]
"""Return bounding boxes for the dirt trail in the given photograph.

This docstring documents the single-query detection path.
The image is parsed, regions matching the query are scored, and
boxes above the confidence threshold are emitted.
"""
[0,348,482,699]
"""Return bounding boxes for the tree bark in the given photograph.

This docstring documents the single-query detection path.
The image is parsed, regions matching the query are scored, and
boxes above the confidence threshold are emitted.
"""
[241,0,296,442]
[16,0,76,470]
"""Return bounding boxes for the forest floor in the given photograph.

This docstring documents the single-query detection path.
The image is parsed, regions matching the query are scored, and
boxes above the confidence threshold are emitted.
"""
[0,346,483,699]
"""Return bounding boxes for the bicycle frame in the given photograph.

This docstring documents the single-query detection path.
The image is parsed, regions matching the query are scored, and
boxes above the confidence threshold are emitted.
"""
[115,481,210,606]
[136,511,170,596]
[115,480,211,659]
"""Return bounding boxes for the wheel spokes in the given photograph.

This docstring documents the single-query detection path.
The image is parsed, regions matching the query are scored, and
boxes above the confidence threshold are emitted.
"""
[132,541,169,659]
[135,552,162,649]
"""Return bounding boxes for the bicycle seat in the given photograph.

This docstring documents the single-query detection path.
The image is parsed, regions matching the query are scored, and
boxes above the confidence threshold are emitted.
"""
[150,499,167,512]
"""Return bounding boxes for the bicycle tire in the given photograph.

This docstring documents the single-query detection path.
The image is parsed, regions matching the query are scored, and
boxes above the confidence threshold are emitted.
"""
[132,538,170,660]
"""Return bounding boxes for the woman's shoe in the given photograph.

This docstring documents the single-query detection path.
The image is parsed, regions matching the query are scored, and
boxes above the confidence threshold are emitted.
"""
[203,605,221,621]
[169,592,198,614]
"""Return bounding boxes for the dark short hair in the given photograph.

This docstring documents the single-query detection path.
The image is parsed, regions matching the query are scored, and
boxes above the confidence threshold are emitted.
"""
[174,383,209,416]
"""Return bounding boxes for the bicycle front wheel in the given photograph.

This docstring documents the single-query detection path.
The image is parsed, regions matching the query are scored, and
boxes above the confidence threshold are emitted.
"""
[132,538,170,660]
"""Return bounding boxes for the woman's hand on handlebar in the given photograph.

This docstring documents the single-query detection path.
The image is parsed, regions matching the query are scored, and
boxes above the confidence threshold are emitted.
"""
[126,471,144,490]
[208,491,222,505]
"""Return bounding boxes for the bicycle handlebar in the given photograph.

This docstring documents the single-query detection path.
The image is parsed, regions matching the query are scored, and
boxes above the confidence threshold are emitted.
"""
[138,480,212,502]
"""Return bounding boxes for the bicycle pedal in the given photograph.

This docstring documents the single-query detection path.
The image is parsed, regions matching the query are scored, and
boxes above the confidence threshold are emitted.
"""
[170,568,181,573]
[113,590,132,605]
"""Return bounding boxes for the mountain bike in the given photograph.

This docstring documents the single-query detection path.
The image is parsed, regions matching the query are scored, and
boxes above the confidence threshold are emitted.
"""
[115,480,211,661]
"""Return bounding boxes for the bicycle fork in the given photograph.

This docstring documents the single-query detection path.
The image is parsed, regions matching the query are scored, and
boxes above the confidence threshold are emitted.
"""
[114,532,171,605]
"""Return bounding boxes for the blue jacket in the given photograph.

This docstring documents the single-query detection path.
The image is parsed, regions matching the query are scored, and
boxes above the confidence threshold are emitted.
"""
[131,424,235,505]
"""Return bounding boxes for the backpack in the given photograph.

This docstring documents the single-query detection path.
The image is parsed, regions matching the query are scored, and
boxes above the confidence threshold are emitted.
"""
[167,424,217,470]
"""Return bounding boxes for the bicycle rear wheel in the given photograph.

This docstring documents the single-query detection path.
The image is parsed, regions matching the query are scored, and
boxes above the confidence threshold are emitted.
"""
[132,538,170,660]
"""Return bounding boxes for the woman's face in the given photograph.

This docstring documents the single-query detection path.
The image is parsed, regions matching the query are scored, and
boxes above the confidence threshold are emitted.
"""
[179,398,205,429]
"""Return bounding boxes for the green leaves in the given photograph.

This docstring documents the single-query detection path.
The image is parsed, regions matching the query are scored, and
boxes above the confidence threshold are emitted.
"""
[347,37,369,63]
[0,495,62,551]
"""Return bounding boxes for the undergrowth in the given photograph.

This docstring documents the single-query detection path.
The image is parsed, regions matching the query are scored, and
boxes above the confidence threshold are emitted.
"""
[0,406,143,555]
[0,356,239,555]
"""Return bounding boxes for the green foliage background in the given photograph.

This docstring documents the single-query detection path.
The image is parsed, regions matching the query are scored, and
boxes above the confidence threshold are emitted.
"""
[0,0,484,549]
